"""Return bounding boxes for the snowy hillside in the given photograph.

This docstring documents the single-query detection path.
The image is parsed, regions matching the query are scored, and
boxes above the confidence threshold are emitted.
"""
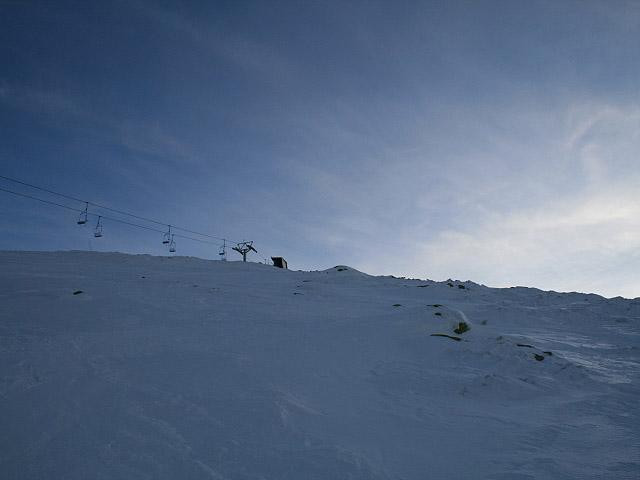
[0,251,638,479]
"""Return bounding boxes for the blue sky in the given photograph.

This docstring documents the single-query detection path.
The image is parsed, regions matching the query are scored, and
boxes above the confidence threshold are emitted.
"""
[1,0,639,298]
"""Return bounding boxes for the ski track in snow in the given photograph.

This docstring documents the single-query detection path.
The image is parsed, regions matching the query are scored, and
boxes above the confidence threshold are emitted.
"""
[0,251,638,479]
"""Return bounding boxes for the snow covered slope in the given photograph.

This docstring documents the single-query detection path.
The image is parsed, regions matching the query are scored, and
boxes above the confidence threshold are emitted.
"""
[0,251,638,479]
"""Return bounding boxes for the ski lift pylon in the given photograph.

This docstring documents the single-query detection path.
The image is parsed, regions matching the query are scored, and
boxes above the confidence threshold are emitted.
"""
[232,240,257,262]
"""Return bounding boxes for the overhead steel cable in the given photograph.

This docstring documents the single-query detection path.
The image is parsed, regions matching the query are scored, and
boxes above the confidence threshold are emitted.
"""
[0,185,81,213]
[0,174,240,243]
[0,186,224,246]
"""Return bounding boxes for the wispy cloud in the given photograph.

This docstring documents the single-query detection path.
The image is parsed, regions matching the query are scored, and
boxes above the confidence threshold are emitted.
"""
[352,102,640,298]
[126,0,295,82]
[0,83,199,166]
[0,83,89,118]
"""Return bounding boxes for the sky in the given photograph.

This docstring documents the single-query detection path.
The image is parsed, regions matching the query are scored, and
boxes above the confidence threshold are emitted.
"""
[0,0,639,298]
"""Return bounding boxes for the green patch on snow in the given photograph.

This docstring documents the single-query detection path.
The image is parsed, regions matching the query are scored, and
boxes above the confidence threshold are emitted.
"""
[454,322,470,335]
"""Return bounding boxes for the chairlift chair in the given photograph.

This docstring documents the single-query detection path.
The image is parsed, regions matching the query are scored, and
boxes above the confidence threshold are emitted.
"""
[77,202,88,225]
[94,216,103,237]
[169,235,176,253]
[162,225,171,244]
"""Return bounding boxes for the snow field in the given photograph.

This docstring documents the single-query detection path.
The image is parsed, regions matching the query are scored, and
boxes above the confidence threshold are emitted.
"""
[0,251,638,479]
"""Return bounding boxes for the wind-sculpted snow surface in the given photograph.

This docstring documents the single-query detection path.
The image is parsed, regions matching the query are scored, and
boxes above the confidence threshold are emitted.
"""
[0,252,638,479]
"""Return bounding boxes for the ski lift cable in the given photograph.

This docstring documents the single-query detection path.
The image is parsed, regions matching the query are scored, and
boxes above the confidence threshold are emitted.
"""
[0,186,224,246]
[0,185,84,213]
[0,174,241,243]
[0,174,235,242]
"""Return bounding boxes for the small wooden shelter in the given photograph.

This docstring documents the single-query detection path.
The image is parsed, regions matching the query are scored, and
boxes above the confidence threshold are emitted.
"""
[271,257,288,269]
